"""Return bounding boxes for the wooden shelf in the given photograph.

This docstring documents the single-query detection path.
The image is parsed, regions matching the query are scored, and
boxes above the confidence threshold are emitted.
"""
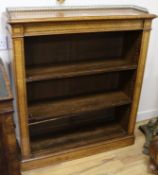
[26,59,137,83]
[30,121,126,157]
[28,91,131,123]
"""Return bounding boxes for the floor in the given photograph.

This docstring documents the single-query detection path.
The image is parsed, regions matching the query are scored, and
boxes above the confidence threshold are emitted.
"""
[22,121,154,175]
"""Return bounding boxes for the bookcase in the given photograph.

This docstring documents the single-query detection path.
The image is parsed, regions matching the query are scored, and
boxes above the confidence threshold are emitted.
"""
[6,6,156,170]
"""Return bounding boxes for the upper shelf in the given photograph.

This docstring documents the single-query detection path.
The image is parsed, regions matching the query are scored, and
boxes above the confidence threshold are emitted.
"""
[6,5,156,24]
[26,59,137,83]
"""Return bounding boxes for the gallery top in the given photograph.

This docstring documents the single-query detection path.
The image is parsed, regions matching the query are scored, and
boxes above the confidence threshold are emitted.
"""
[6,5,156,24]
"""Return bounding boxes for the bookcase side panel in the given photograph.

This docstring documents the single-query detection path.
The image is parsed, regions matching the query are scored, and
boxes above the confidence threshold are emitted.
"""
[12,34,31,158]
[128,19,152,134]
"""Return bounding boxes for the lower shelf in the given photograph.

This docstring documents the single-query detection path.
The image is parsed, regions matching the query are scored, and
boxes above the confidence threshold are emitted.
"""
[30,121,127,157]
[22,134,134,171]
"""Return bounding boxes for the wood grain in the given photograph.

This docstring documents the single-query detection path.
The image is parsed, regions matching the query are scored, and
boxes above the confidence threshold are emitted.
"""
[31,122,126,156]
[23,20,144,36]
[26,59,137,83]
[6,6,156,24]
[12,38,31,157]
[28,91,131,123]
[128,20,152,134]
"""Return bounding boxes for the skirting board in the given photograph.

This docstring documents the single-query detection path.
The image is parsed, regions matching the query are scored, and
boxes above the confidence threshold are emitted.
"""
[137,108,158,121]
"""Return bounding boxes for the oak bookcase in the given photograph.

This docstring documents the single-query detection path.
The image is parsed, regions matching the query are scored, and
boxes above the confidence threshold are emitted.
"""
[5,6,156,170]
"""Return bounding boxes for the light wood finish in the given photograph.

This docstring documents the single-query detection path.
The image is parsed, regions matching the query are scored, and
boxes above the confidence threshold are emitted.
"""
[23,20,144,37]
[128,20,152,134]
[6,6,156,24]
[5,6,156,169]
[12,38,31,157]
[22,122,153,175]
[6,6,156,38]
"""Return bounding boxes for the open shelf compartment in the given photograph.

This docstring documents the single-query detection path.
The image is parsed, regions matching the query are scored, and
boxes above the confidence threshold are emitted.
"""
[28,90,131,123]
[24,30,141,82]
[30,105,130,157]
[27,69,135,124]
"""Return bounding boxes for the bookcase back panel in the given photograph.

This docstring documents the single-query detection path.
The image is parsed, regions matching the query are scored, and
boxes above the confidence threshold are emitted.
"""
[24,31,141,67]
[27,72,119,103]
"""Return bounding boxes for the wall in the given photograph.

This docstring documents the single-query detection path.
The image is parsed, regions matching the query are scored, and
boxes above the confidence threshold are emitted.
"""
[0,0,158,121]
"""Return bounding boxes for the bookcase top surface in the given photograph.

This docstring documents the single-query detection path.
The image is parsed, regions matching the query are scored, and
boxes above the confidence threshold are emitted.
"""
[6,5,156,24]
